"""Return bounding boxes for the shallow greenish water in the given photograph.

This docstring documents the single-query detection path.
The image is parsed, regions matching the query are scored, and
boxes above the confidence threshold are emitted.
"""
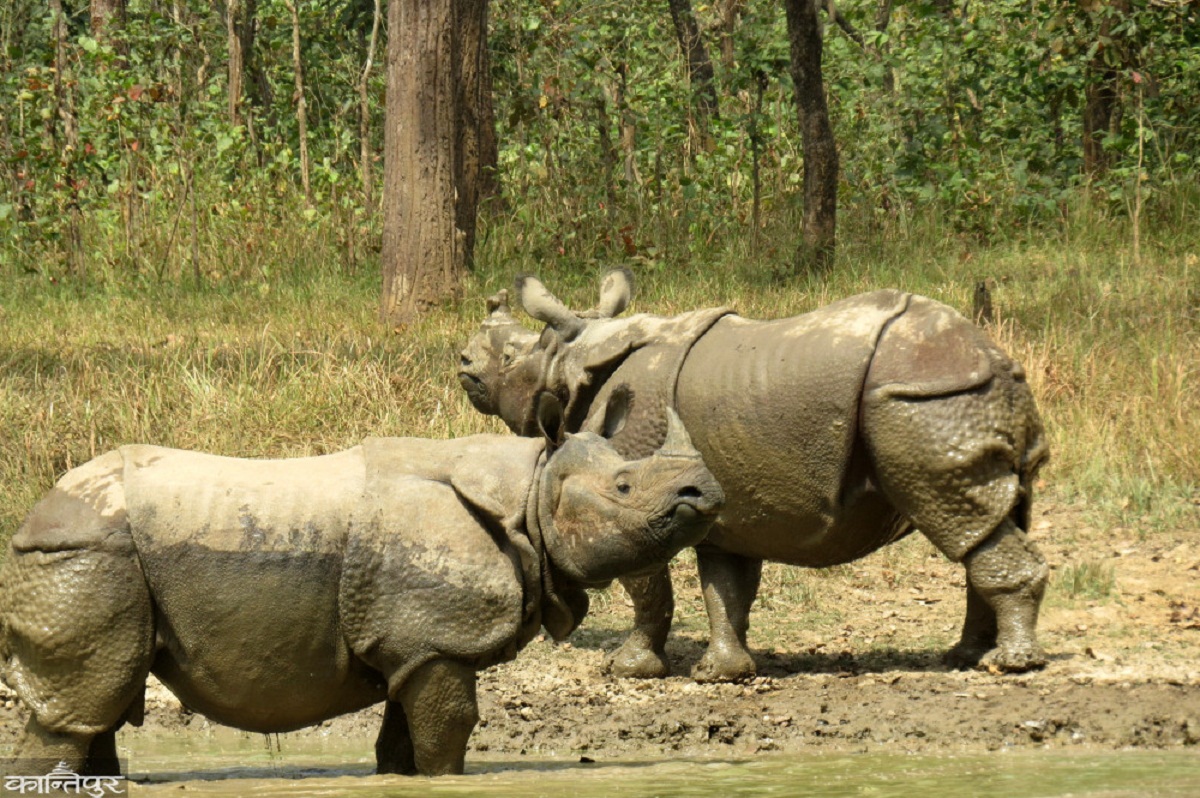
[118,733,1200,797]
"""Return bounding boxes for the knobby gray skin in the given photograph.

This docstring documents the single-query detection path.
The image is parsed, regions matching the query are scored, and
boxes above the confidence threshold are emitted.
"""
[458,269,1050,683]
[0,397,721,777]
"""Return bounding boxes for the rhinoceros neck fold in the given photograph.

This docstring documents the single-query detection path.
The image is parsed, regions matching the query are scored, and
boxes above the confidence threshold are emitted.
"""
[548,307,734,457]
[523,452,590,642]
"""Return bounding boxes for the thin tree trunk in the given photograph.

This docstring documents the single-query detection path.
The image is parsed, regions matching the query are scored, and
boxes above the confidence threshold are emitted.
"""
[718,0,744,71]
[750,69,766,254]
[223,0,257,132]
[1080,0,1123,177]
[595,93,619,222]
[380,0,465,326]
[283,0,311,205]
[784,0,838,274]
[226,0,244,125]
[667,0,719,150]
[50,0,82,276]
[90,0,127,55]
[616,63,641,189]
[455,0,490,267]
[358,0,382,211]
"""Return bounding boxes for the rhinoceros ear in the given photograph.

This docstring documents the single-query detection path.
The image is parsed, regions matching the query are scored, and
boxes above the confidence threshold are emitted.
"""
[534,391,567,450]
[516,275,585,341]
[595,268,633,318]
[598,384,632,440]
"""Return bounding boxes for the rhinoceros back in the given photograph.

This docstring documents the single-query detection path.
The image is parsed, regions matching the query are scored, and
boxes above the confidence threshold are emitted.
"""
[673,290,911,564]
[122,444,379,731]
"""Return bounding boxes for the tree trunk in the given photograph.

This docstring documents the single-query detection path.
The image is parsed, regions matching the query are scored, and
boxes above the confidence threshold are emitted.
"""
[667,0,719,150]
[358,0,382,211]
[478,59,501,211]
[282,0,311,205]
[90,0,127,53]
[51,0,83,276]
[616,63,641,189]
[595,93,619,222]
[223,0,257,130]
[717,0,744,71]
[455,0,490,266]
[380,0,467,326]
[1082,2,1129,177]
[784,0,838,274]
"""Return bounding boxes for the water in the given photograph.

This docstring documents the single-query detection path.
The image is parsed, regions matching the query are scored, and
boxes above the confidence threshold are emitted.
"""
[119,733,1199,797]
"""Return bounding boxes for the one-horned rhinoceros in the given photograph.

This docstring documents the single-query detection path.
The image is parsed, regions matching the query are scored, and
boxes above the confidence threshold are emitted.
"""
[458,269,1050,682]
[0,398,721,777]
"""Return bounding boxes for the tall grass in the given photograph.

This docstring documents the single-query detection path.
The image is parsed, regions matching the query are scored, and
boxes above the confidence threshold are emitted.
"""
[1,185,1197,548]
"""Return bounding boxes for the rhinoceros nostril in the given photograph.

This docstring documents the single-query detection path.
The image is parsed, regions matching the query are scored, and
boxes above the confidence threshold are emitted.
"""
[460,354,472,367]
[677,486,703,500]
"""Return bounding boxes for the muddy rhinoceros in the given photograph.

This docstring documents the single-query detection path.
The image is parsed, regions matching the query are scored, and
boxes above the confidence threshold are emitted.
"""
[458,269,1050,682]
[0,398,722,777]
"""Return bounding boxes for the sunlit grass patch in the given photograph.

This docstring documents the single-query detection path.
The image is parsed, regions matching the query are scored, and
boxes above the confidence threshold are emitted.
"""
[1052,560,1118,602]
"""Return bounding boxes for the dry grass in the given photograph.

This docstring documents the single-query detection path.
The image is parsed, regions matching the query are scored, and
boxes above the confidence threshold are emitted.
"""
[1,200,1197,551]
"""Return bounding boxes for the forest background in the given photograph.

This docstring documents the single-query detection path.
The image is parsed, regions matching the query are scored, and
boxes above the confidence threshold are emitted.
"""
[0,0,1197,552]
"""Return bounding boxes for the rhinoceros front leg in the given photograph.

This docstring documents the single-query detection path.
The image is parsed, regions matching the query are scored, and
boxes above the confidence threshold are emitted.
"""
[955,518,1048,672]
[606,567,674,679]
[388,659,479,776]
[10,718,93,776]
[944,582,999,668]
[692,545,762,683]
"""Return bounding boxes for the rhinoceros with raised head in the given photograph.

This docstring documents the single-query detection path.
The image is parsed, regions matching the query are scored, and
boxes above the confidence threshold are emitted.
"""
[0,397,722,777]
[458,269,1050,682]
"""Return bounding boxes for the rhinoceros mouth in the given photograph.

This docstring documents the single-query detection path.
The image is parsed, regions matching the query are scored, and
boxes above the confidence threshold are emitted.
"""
[458,372,494,414]
[648,494,721,550]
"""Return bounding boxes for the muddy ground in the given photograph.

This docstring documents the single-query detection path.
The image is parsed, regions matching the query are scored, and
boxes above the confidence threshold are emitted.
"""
[2,498,1198,763]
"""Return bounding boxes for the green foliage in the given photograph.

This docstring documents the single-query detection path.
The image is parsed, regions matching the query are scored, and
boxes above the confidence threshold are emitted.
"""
[2,0,1198,278]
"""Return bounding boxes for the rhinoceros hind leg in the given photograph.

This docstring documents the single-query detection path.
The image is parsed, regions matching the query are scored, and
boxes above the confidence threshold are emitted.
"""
[374,700,416,775]
[691,547,761,683]
[944,582,999,668]
[392,659,478,776]
[960,518,1048,672]
[605,568,673,679]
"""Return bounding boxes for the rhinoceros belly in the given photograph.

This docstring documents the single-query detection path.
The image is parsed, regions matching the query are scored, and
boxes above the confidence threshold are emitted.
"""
[673,295,910,565]
[122,445,386,732]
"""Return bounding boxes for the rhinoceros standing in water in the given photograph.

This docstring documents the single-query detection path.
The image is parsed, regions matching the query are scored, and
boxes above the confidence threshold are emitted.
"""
[0,398,722,777]
[458,269,1050,682]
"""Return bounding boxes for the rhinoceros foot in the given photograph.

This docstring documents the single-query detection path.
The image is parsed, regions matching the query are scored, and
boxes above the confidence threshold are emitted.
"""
[690,643,756,684]
[605,640,671,679]
[943,640,992,670]
[976,644,1047,674]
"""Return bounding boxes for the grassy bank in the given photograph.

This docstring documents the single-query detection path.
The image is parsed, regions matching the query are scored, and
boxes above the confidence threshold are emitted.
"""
[1,200,1197,549]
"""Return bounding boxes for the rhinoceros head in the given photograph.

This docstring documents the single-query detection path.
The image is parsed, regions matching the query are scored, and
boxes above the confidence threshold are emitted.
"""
[459,270,635,436]
[536,389,722,585]
[458,288,549,434]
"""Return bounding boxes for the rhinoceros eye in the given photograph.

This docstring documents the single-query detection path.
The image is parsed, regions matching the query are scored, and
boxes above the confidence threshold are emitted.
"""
[616,481,632,495]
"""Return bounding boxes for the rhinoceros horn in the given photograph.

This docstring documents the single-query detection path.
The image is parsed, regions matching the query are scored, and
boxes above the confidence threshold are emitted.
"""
[658,407,701,460]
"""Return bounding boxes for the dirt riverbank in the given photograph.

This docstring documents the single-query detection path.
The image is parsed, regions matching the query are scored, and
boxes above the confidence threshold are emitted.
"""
[2,499,1198,764]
